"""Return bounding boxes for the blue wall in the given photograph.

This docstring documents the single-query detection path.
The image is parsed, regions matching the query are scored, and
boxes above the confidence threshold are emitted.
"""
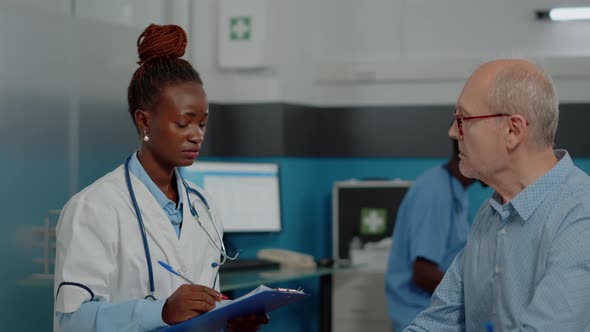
[214,157,490,258]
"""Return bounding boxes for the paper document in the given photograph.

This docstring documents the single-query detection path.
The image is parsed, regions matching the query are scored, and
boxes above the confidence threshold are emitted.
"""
[160,285,309,332]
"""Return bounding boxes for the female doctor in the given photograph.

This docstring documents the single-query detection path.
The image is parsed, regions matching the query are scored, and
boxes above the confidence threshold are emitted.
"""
[54,24,268,332]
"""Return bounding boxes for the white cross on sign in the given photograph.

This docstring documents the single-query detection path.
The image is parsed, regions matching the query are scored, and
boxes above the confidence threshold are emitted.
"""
[230,16,251,41]
[360,208,386,235]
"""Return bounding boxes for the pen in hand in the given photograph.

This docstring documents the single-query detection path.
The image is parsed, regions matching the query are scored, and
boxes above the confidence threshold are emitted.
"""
[157,260,229,300]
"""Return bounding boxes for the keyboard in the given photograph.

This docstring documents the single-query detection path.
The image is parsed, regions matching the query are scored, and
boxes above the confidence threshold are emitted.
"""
[219,258,280,272]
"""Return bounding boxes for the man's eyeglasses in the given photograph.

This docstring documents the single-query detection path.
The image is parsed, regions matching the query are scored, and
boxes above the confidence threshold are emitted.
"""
[453,111,510,136]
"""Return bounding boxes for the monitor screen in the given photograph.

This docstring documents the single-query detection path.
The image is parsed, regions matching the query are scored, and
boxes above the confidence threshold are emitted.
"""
[181,162,281,233]
[333,180,412,260]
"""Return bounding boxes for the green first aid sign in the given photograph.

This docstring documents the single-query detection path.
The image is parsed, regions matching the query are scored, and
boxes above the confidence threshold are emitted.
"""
[230,16,252,41]
[360,208,387,235]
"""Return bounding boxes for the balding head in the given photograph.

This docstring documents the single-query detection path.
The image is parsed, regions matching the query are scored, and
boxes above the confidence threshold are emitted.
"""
[477,59,559,148]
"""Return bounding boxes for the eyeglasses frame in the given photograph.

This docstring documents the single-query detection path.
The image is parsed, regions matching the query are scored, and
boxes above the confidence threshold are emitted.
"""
[453,111,511,136]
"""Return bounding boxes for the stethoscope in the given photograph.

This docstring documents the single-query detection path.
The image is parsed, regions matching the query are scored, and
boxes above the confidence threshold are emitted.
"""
[124,154,239,300]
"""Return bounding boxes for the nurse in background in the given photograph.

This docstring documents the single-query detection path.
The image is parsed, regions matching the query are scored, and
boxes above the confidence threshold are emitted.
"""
[54,24,268,331]
[385,140,476,331]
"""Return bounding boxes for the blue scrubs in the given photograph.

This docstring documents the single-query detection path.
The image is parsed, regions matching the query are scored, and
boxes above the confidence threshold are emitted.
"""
[385,164,469,331]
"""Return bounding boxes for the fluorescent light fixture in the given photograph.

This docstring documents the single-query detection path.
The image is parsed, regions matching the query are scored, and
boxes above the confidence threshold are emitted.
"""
[536,7,590,21]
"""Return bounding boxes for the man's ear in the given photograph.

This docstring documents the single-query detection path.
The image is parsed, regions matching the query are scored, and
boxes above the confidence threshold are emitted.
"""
[506,114,528,151]
[134,109,150,133]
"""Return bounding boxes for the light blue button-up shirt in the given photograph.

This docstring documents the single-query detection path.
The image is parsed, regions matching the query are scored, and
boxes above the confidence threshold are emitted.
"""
[128,152,185,238]
[57,153,185,331]
[405,150,590,331]
[386,164,470,330]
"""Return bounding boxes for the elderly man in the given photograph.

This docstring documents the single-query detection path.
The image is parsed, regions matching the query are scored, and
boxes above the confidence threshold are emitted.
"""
[405,59,590,331]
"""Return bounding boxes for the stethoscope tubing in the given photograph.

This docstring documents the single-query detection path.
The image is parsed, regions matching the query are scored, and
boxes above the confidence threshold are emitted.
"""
[124,155,238,300]
[124,155,156,300]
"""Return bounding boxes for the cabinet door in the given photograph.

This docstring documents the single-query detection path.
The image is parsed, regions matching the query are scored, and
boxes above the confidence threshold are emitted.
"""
[333,318,392,332]
[332,270,391,330]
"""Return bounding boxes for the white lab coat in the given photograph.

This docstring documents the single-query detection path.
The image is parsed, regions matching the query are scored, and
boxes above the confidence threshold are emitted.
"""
[54,164,223,315]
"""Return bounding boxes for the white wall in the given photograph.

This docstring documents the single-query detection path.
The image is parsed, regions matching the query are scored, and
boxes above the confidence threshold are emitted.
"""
[9,0,590,105]
[0,0,71,15]
[74,0,166,28]
[0,0,168,27]
[187,0,590,106]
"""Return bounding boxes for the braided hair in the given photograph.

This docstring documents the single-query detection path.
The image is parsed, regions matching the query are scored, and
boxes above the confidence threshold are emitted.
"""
[127,24,202,126]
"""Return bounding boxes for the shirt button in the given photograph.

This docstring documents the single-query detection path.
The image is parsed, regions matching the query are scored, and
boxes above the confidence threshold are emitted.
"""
[495,266,501,273]
[499,228,507,235]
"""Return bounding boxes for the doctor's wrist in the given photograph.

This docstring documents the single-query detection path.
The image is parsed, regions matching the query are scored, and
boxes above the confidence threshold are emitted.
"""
[161,298,173,325]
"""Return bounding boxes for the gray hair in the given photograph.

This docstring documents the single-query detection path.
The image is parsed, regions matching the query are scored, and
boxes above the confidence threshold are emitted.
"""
[488,63,559,148]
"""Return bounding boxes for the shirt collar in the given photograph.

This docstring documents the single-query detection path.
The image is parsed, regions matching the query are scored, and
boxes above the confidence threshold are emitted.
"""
[128,152,184,211]
[488,149,573,222]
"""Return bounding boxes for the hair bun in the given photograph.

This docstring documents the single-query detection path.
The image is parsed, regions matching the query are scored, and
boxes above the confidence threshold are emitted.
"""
[136,24,187,65]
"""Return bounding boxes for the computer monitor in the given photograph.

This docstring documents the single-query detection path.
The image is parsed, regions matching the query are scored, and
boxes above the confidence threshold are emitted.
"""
[333,180,412,260]
[181,161,281,233]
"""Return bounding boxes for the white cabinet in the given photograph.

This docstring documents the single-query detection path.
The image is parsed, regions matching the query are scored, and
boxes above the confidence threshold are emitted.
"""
[332,269,392,332]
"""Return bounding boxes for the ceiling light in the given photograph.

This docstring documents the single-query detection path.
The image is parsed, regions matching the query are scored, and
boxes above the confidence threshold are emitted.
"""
[536,7,590,21]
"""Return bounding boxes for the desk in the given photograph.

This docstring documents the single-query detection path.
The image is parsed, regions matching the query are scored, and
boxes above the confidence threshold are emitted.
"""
[20,264,358,332]
[219,264,358,332]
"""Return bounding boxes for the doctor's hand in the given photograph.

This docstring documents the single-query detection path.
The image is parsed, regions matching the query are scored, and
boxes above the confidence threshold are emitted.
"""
[226,313,270,332]
[162,284,222,325]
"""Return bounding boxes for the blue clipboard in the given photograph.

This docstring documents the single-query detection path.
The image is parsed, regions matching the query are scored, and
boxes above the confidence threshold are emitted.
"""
[160,285,309,332]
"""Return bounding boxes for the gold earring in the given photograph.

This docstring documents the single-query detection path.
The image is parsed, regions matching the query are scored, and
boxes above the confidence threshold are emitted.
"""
[143,130,149,142]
